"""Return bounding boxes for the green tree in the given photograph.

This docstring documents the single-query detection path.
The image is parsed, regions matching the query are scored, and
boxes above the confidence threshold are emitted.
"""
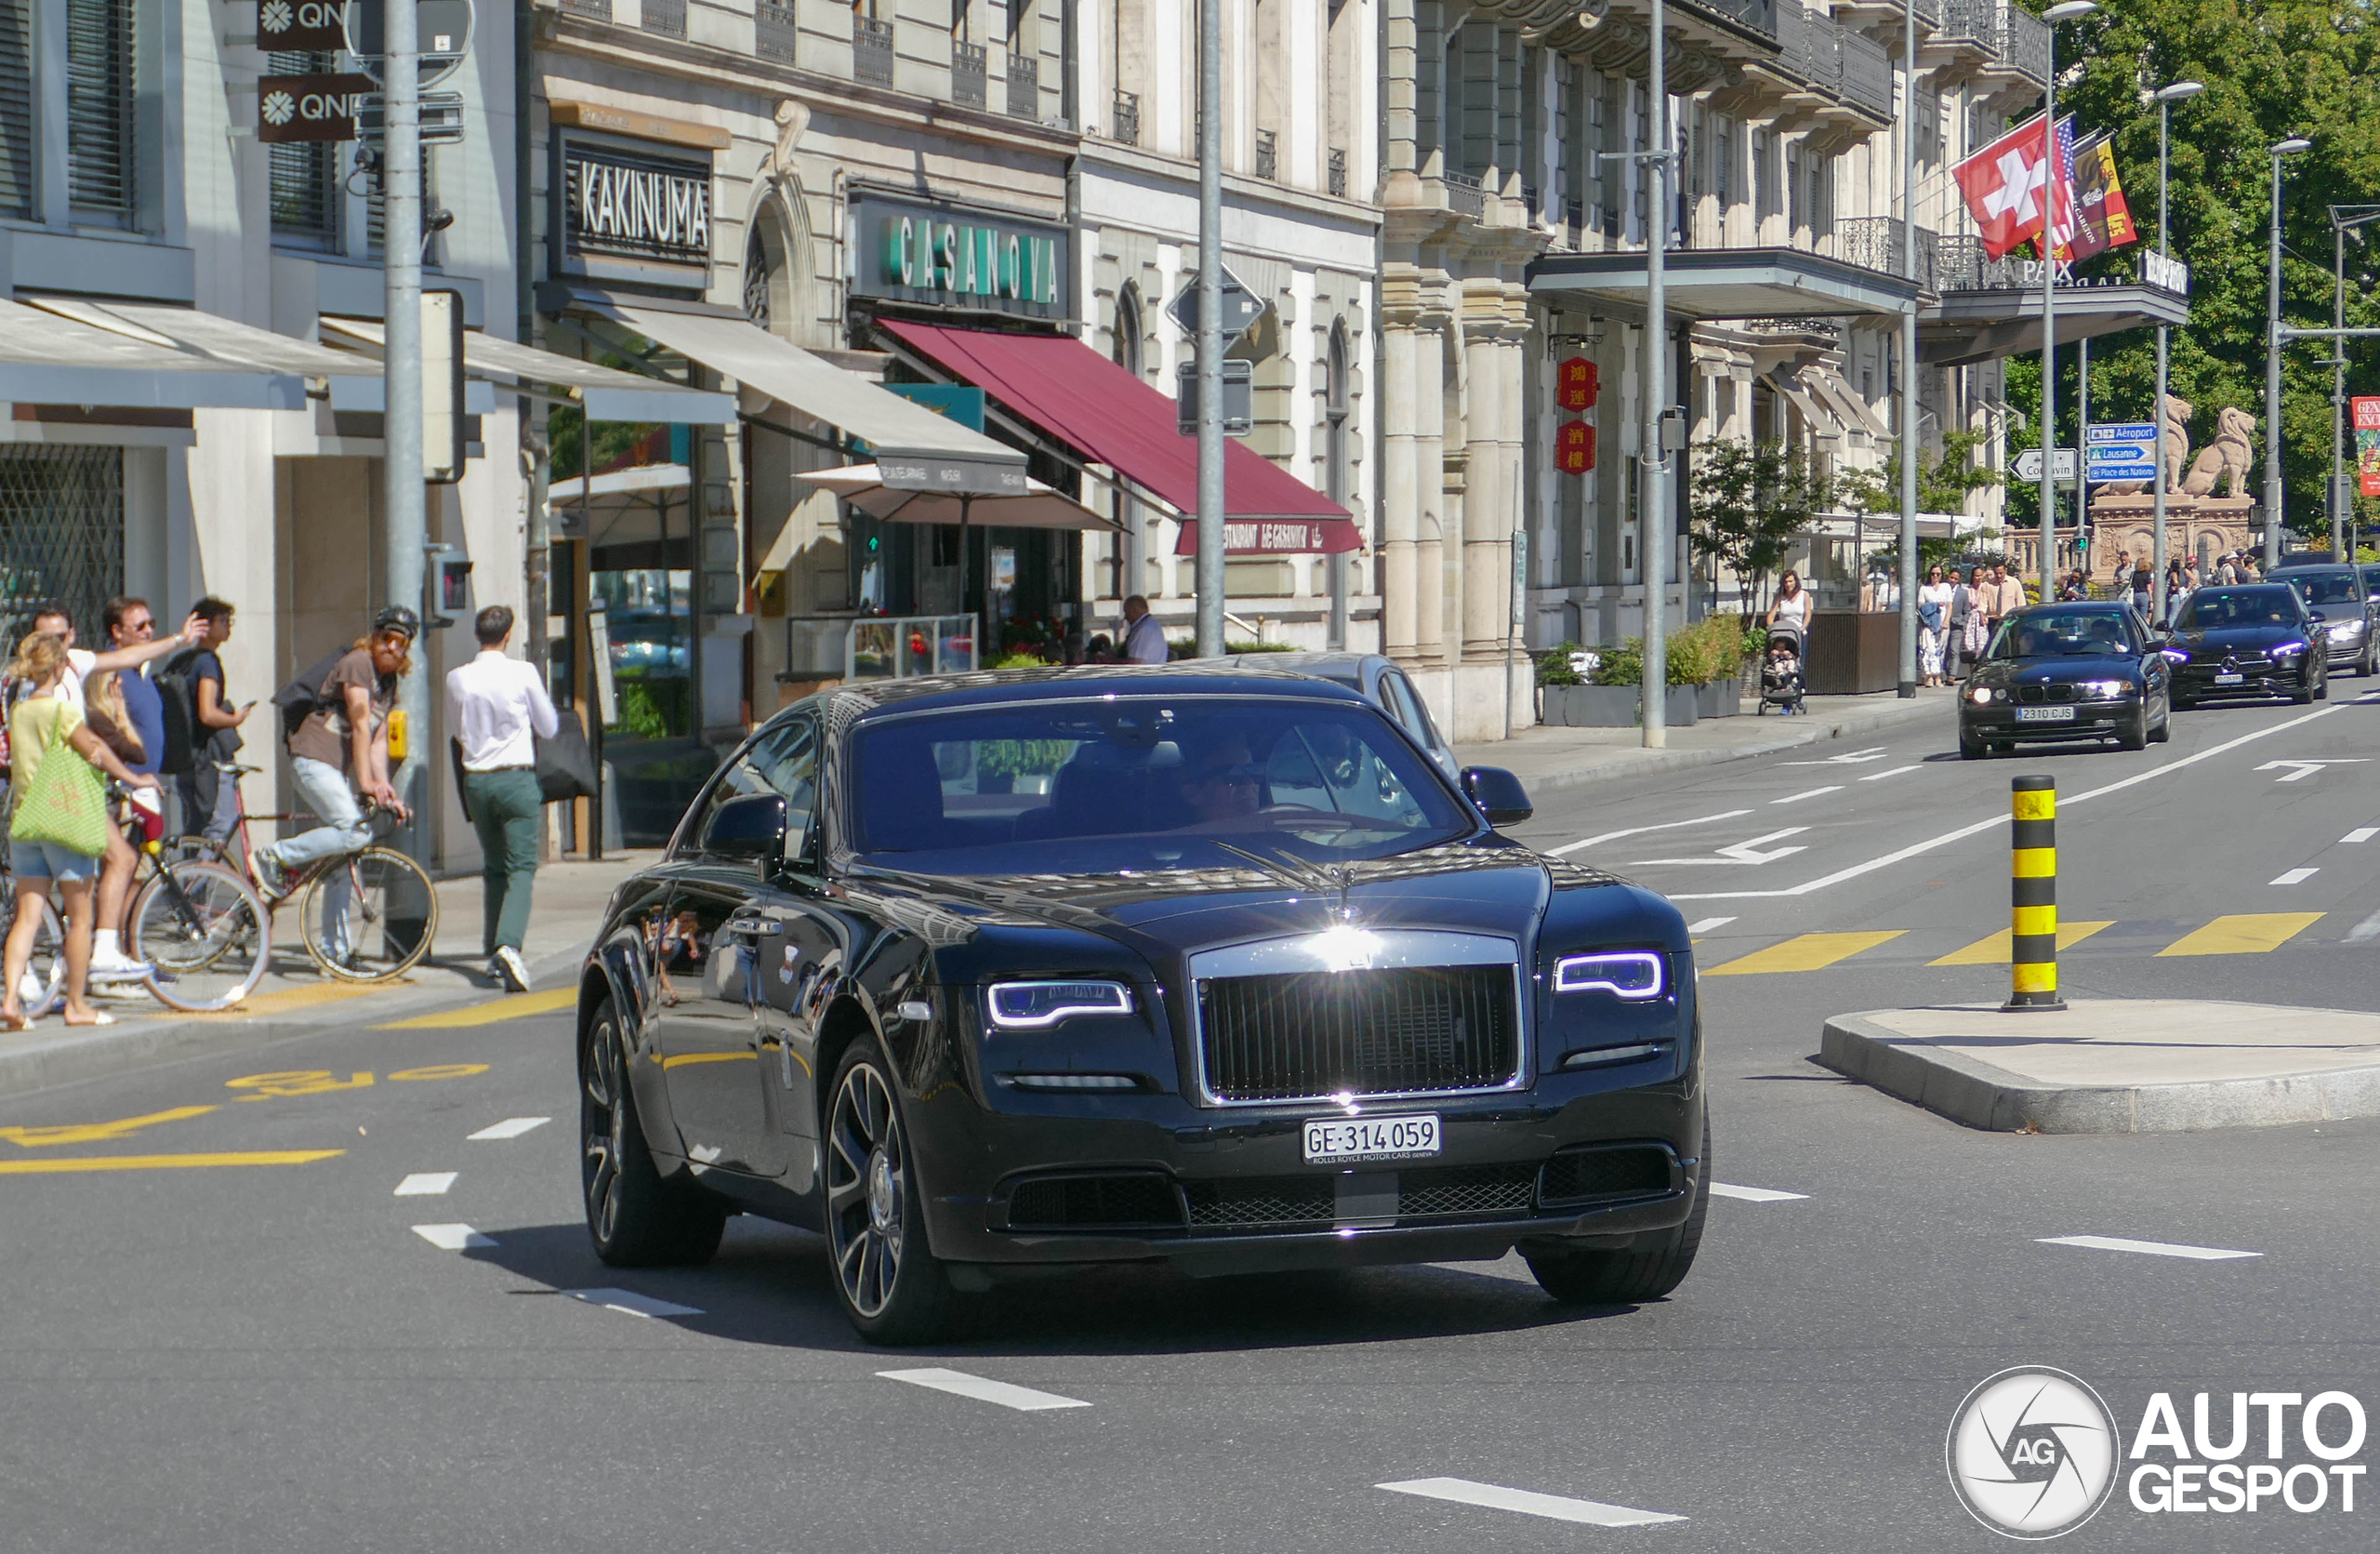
[1688,437,1834,612]
[1997,0,2380,538]
[1838,430,2006,519]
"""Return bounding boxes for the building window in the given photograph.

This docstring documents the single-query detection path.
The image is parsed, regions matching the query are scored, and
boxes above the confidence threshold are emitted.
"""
[66,0,136,217]
[1112,283,1144,376]
[1325,323,1350,507]
[743,226,775,331]
[0,0,32,219]
[268,51,340,244]
[0,446,124,645]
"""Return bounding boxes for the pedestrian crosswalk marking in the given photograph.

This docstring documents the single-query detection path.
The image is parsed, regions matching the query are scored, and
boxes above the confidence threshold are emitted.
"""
[1930,922,2114,967]
[1703,931,1905,976]
[2156,913,2325,958]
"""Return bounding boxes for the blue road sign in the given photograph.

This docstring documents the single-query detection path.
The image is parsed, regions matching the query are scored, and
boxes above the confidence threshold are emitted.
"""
[2084,421,2159,483]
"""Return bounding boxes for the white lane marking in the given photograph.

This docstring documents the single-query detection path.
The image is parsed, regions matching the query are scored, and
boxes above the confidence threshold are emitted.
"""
[1378,1478,1686,1528]
[564,1287,704,1319]
[1547,808,1753,857]
[468,1117,550,1140]
[1858,764,1923,782]
[1686,916,1737,935]
[878,1368,1091,1412]
[2347,909,2380,945]
[2344,828,2378,844]
[2039,1235,2260,1262]
[1674,705,2345,900]
[2257,758,2369,783]
[393,1172,456,1196]
[1712,1183,1808,1202]
[2271,868,2320,885]
[1781,745,1890,766]
[412,1223,495,1251]
[1636,827,1808,867]
[1771,785,1843,804]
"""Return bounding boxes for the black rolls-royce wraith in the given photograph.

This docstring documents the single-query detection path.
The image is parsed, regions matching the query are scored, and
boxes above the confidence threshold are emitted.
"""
[575,665,1708,1343]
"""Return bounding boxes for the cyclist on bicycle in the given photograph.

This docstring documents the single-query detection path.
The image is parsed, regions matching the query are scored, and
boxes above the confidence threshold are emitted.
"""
[253,608,416,965]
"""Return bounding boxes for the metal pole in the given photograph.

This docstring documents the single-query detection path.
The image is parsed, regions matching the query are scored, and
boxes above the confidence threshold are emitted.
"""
[2152,97,2170,624]
[2265,150,2286,569]
[1641,0,1669,749]
[383,0,427,857]
[2074,336,2087,587]
[1193,0,1225,657]
[2037,68,2057,603]
[2334,218,2347,559]
[1896,0,1918,697]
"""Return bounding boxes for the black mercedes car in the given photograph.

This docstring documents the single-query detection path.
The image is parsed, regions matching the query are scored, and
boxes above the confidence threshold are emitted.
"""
[1959,603,2173,758]
[2276,564,2380,676]
[575,665,1707,1343]
[2166,584,2329,708]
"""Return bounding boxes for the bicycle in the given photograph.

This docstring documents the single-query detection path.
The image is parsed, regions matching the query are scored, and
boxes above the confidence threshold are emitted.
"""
[168,764,438,983]
[115,785,273,1013]
[0,856,68,1017]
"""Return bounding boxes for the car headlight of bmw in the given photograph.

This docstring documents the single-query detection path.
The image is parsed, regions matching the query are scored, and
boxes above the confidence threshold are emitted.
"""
[1552,951,1665,1000]
[985,979,1136,1028]
[2077,680,2132,699]
[1970,686,1998,705]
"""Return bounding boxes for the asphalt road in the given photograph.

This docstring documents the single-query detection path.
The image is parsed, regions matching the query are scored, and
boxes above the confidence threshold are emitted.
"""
[7,687,2380,1551]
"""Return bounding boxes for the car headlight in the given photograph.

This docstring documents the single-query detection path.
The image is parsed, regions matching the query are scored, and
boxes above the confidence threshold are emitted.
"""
[985,979,1136,1028]
[2331,622,2362,640]
[2272,641,2309,657]
[2078,680,2131,699]
[1552,951,1665,1000]
[1970,686,1996,705]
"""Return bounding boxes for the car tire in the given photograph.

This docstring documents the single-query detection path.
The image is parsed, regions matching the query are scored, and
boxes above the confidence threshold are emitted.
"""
[1959,731,1988,760]
[824,1037,965,1345]
[2149,700,2173,743]
[581,997,729,1268]
[1526,1111,1712,1306]
[2362,640,2377,678]
[2119,705,2149,751]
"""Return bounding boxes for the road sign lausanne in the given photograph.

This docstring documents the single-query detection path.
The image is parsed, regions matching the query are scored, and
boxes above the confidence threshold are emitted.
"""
[2084,422,2159,482]
[1167,264,1263,344]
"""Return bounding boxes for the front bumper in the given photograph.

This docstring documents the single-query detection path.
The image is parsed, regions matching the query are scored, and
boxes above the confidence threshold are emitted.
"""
[1961,699,2135,741]
[2173,661,2309,698]
[907,1063,1702,1274]
[2322,632,2366,668]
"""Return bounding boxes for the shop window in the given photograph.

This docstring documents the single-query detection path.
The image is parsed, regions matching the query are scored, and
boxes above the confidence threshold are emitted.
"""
[0,447,124,644]
[66,0,135,218]
[0,0,31,219]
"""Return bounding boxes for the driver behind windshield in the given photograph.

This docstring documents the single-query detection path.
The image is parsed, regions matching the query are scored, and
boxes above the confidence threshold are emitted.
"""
[1178,734,1265,826]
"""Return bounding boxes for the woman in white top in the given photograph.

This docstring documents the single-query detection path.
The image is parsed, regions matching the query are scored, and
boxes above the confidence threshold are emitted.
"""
[1765,571,1811,632]
[1918,564,1955,685]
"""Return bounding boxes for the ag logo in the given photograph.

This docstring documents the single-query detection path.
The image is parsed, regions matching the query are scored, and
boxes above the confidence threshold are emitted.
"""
[260,90,297,126]
[1947,1367,2121,1539]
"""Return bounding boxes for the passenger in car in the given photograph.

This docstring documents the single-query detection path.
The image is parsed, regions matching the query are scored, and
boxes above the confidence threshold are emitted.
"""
[1179,735,1266,826]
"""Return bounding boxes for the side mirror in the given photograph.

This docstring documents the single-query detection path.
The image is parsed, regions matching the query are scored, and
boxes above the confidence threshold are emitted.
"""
[1461,766,1533,828]
[2310,608,2330,623]
[704,792,788,877]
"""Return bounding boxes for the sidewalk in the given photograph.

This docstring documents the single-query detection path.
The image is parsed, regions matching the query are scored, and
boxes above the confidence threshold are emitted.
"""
[1455,685,1957,796]
[0,849,654,1100]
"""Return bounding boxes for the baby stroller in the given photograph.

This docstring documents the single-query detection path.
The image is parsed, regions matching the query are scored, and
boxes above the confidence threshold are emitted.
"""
[1758,622,1806,714]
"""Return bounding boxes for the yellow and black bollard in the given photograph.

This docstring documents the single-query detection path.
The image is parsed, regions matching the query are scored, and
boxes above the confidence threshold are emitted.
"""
[2003,776,2065,1012]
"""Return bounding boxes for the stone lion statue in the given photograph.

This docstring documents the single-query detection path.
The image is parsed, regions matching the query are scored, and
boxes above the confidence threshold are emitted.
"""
[2182,405,2256,498]
[2098,394,2191,496]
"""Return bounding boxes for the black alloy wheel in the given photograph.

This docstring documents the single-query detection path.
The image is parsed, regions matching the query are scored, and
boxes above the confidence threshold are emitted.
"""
[1959,728,1988,760]
[581,998,727,1267]
[2119,702,2149,752]
[1526,1108,1712,1306]
[2295,660,2324,705]
[824,1039,962,1344]
[2149,694,2173,742]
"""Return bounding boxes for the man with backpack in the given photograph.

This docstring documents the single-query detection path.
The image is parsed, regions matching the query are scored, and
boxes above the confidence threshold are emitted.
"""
[252,609,417,966]
[159,598,251,843]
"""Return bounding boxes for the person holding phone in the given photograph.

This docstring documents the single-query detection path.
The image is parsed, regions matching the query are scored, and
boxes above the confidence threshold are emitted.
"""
[178,597,251,843]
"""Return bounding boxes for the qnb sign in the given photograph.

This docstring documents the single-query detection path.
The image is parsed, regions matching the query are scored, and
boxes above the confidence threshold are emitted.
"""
[564,151,713,264]
[257,72,377,144]
[880,217,1063,308]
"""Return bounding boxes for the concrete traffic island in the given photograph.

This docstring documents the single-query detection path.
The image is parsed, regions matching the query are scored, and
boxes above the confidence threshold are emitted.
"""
[1820,1001,2380,1134]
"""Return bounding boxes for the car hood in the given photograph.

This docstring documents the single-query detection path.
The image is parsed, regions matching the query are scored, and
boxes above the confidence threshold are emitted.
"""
[1970,654,2141,685]
[846,843,1673,983]
[2172,625,2310,656]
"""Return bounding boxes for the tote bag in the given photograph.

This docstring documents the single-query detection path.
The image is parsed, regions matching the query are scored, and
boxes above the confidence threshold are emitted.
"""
[534,709,600,804]
[11,710,111,857]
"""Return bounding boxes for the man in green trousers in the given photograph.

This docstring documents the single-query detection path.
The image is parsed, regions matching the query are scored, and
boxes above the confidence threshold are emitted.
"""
[444,605,558,992]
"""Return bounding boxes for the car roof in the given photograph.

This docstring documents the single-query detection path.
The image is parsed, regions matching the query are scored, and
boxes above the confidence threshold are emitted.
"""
[793,661,1374,724]
[2192,583,2297,597]
[1214,651,1377,686]
[2009,602,2131,616]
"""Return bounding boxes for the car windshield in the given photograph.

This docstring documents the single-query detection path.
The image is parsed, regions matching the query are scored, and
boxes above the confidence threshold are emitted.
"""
[847,696,1474,876]
[2283,569,2363,606]
[1986,610,2135,659]
[2176,588,2306,630]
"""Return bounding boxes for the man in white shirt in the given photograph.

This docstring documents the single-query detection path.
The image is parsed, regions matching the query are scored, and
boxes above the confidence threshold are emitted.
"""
[1118,594,1169,664]
[444,604,559,992]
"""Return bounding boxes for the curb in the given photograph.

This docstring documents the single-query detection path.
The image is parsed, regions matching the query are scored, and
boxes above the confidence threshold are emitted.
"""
[1483,695,1949,797]
[0,945,587,1102]
[1818,1009,2380,1134]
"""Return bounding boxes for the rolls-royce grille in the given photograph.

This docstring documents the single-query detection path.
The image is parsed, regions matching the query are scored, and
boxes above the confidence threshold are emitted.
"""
[1197,964,1519,1102]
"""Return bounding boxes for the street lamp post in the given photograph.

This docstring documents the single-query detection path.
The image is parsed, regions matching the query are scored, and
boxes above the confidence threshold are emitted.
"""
[2263,137,2313,567]
[1897,0,1919,698]
[1640,0,1673,749]
[2328,205,2380,557]
[2037,1,2096,603]
[2150,81,2202,626]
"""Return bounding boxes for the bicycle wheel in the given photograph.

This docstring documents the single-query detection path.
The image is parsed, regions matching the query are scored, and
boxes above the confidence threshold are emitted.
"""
[129,862,271,1013]
[299,845,437,983]
[0,893,67,1017]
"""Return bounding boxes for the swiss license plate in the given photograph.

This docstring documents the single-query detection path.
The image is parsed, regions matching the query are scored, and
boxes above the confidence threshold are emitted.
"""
[2016,705,2076,723]
[1303,1114,1441,1163]
[2215,671,2245,685]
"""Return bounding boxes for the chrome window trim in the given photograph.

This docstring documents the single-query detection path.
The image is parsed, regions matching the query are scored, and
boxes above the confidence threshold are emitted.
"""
[1184,930,1528,1109]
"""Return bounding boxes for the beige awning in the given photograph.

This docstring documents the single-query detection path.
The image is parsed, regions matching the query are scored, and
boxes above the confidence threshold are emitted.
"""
[0,298,305,410]
[320,317,738,423]
[799,464,1120,532]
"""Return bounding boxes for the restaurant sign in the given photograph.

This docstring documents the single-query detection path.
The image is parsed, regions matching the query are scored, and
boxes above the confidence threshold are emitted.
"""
[852,192,1070,320]
[555,138,714,288]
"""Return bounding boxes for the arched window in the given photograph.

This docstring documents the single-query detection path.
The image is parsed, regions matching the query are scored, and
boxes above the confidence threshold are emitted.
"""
[1113,283,1144,377]
[743,224,776,331]
[1325,322,1351,506]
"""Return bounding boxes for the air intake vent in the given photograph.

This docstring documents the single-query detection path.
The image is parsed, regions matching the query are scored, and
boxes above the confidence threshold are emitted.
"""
[1539,1146,1676,1206]
[1005,1173,1184,1231]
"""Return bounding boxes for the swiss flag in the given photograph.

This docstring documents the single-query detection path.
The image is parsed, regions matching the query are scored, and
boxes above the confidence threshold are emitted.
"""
[1954,117,2059,260]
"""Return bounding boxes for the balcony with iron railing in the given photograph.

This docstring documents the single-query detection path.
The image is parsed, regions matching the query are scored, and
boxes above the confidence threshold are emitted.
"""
[641,0,685,36]
[1007,52,1039,119]
[755,0,797,62]
[1254,127,1277,182]
[1109,88,1140,145]
[1441,169,1487,219]
[1838,215,1940,292]
[1328,148,1347,197]
[558,0,610,19]
[952,40,987,109]
[853,14,894,86]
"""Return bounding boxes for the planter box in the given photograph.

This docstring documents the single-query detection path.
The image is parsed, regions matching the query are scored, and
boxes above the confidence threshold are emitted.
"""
[1539,684,1703,727]
[1696,680,1741,719]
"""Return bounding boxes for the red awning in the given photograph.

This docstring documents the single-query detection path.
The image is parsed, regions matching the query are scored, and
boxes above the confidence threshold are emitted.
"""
[877,319,1361,555]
